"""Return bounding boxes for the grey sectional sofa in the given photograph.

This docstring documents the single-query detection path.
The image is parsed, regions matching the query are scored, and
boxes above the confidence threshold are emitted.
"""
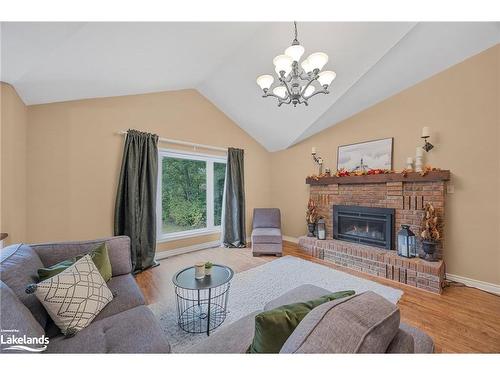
[0,236,171,353]
[187,284,434,353]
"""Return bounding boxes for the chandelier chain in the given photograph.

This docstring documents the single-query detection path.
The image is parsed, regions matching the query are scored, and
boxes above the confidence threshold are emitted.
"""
[294,21,298,41]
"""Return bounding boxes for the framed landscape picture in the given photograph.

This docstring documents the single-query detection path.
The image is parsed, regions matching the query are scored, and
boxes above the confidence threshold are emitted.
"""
[337,137,393,172]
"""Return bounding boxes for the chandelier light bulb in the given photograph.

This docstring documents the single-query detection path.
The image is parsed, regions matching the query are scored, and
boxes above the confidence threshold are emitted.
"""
[302,85,315,98]
[285,44,305,62]
[301,58,313,73]
[307,52,329,71]
[256,74,274,91]
[317,71,336,87]
[273,54,293,76]
[273,86,288,99]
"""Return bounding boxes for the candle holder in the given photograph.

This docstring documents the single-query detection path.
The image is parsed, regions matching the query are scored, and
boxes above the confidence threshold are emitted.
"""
[422,136,434,152]
[311,149,324,175]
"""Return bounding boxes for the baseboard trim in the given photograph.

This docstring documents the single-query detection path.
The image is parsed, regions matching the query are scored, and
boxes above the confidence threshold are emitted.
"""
[155,240,220,260]
[446,273,500,295]
[283,235,299,244]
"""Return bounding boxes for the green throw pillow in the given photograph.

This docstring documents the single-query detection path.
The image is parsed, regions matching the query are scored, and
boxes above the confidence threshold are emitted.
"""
[247,290,356,354]
[37,242,112,282]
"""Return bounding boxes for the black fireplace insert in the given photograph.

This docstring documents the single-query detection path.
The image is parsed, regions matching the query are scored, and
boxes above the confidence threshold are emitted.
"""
[333,205,394,249]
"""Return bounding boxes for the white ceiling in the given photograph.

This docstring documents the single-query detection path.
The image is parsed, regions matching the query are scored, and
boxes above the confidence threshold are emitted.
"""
[1,22,499,151]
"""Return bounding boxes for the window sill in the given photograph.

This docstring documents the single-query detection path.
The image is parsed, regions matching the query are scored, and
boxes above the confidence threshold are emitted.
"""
[157,228,221,243]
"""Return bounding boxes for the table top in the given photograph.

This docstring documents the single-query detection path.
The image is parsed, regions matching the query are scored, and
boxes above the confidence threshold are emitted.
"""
[172,264,234,290]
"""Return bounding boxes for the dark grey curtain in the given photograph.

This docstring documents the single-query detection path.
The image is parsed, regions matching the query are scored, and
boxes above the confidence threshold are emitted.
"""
[114,129,159,272]
[222,148,246,248]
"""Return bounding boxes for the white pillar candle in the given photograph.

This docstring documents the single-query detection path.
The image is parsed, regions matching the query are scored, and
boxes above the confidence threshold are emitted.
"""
[416,147,424,157]
[406,157,414,171]
[422,126,430,138]
[311,147,316,154]
[195,262,205,280]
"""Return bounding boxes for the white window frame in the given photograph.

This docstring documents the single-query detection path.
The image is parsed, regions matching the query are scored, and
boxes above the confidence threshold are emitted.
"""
[157,148,226,243]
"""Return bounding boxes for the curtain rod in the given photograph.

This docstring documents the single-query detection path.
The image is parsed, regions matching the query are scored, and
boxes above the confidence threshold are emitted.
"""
[117,131,228,152]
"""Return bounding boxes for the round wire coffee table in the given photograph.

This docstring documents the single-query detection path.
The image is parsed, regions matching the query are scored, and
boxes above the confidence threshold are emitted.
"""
[172,264,234,336]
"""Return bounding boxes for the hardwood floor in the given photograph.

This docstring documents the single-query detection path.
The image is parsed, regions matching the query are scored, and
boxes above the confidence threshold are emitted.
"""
[136,242,500,353]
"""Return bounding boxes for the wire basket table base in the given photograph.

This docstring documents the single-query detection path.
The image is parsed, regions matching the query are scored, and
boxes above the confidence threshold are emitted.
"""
[174,282,231,335]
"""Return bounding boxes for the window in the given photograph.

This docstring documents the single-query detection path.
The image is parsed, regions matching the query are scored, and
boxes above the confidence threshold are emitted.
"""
[157,150,226,241]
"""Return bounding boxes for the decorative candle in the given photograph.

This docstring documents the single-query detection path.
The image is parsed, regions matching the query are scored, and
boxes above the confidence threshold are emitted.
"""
[422,127,430,138]
[416,147,424,157]
[195,262,205,280]
[311,147,317,154]
[406,157,414,171]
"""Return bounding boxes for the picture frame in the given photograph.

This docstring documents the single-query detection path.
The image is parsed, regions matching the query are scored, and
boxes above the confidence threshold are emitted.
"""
[337,137,393,172]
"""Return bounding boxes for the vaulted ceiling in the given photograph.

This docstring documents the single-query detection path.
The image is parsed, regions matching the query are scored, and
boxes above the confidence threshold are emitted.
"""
[2,22,499,151]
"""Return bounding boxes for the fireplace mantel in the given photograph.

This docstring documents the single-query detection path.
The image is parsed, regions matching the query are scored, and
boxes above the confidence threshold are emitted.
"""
[306,170,450,186]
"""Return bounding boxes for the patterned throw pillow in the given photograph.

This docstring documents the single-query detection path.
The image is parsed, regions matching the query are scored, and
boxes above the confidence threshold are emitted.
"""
[28,254,113,336]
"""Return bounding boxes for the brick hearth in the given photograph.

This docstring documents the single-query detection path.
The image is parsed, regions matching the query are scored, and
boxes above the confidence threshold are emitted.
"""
[300,172,449,294]
[299,236,445,293]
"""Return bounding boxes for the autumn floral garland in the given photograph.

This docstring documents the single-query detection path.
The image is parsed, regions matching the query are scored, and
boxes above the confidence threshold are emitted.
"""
[307,166,441,180]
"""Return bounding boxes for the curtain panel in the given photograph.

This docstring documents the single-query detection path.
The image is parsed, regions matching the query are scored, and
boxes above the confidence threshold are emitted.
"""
[222,147,246,248]
[114,129,159,272]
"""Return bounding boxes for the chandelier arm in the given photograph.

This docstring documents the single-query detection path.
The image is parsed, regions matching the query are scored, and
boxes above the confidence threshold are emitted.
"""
[263,91,288,100]
[280,78,294,99]
[301,88,329,100]
[299,76,318,99]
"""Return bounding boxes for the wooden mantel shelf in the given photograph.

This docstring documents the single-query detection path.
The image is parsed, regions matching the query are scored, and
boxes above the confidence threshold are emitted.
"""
[306,170,450,185]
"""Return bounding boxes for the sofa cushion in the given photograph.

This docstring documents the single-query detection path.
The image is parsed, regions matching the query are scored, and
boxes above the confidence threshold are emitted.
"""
[44,273,147,337]
[0,281,46,353]
[31,236,132,277]
[94,274,146,322]
[399,322,434,353]
[37,242,112,282]
[264,284,332,311]
[248,291,355,353]
[252,208,281,229]
[186,311,261,354]
[31,255,113,336]
[251,228,282,244]
[0,244,49,328]
[386,328,415,353]
[280,291,400,353]
[45,306,171,353]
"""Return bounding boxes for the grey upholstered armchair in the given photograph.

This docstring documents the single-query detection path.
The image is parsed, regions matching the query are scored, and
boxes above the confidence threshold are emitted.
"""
[251,208,283,257]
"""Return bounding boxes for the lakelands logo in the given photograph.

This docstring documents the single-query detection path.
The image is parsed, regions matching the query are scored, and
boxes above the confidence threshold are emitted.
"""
[1,329,49,352]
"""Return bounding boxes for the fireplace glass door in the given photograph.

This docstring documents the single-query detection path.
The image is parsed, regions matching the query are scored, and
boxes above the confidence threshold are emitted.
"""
[333,205,394,249]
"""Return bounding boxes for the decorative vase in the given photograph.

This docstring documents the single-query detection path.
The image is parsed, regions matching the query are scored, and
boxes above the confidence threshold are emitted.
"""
[195,262,205,279]
[205,267,212,276]
[307,223,316,237]
[421,240,438,262]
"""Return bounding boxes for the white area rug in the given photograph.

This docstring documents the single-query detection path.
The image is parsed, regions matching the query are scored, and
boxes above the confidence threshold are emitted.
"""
[149,255,403,353]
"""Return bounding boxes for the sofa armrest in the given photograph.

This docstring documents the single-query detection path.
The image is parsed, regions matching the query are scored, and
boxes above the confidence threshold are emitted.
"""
[31,236,132,276]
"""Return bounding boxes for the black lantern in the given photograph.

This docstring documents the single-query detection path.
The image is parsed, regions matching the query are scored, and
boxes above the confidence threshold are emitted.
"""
[397,224,417,258]
[316,217,326,240]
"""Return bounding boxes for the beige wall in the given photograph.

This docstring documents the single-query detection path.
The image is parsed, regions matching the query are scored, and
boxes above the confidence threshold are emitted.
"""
[26,89,272,252]
[0,83,28,245]
[2,45,498,284]
[271,45,500,285]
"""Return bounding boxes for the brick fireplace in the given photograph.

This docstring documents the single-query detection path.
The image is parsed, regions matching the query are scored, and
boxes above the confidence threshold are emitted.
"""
[299,171,450,293]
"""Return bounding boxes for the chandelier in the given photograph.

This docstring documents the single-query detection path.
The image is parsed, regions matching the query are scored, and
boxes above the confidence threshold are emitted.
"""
[256,22,336,107]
